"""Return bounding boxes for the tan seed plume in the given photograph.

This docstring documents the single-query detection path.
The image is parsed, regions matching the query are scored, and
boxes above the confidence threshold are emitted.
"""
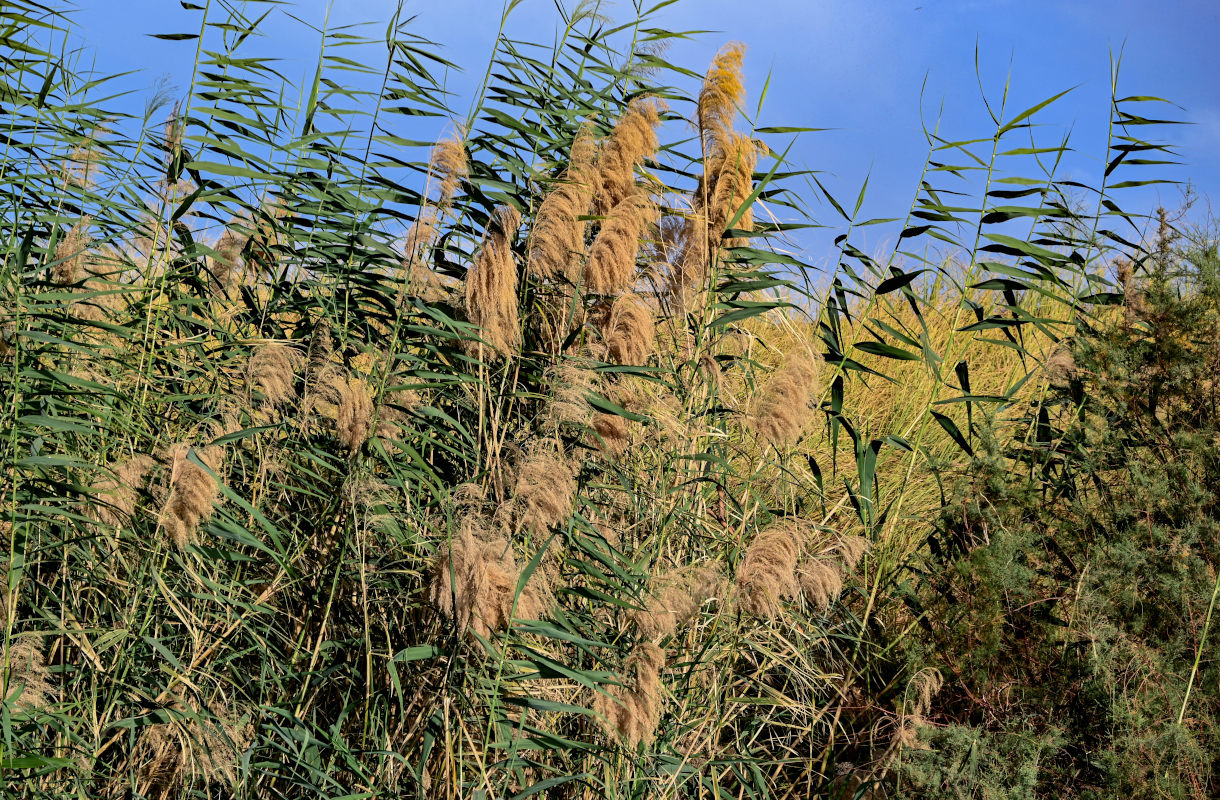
[88,454,156,528]
[604,293,656,366]
[429,522,550,640]
[696,42,747,148]
[158,443,224,549]
[51,218,93,285]
[246,343,304,409]
[133,698,251,797]
[332,374,375,453]
[514,444,577,533]
[429,130,468,207]
[586,190,654,295]
[529,125,599,280]
[750,350,821,448]
[629,564,725,641]
[736,519,811,618]
[464,205,522,356]
[595,642,665,747]
[590,413,630,457]
[2,635,52,711]
[595,98,665,215]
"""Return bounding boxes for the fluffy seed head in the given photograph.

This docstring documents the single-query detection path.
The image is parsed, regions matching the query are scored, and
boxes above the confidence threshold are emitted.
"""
[2,636,52,711]
[429,523,551,640]
[210,217,249,298]
[750,350,821,448]
[529,126,599,280]
[595,98,665,215]
[586,191,654,295]
[590,413,630,457]
[51,219,94,285]
[134,698,251,796]
[629,564,725,641]
[158,443,223,549]
[465,205,522,356]
[595,642,666,747]
[736,519,812,618]
[513,444,577,533]
[798,559,843,614]
[332,374,375,453]
[697,42,747,148]
[604,293,656,365]
[1046,345,1077,388]
[89,454,156,528]
[246,343,304,409]
[430,130,468,206]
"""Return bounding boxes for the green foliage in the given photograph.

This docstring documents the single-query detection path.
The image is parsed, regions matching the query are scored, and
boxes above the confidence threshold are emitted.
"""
[900,212,1220,799]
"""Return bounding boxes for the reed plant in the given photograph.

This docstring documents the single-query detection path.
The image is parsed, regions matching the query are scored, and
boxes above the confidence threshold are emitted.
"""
[0,1,1185,797]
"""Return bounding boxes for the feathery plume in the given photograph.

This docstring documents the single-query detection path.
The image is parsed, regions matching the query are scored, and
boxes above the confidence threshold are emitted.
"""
[889,668,944,756]
[158,443,223,549]
[2,636,52,711]
[836,534,870,573]
[51,218,94,285]
[529,125,599,280]
[1045,345,1077,388]
[513,444,577,533]
[429,130,468,207]
[797,559,844,615]
[332,374,375,453]
[604,293,656,365]
[464,205,522,356]
[586,190,654,295]
[590,413,630,457]
[246,343,303,409]
[429,523,550,640]
[88,454,156,528]
[696,42,747,148]
[595,642,665,747]
[750,350,821,448]
[595,98,665,215]
[210,217,249,298]
[629,564,724,641]
[546,362,597,430]
[134,698,251,797]
[736,520,811,618]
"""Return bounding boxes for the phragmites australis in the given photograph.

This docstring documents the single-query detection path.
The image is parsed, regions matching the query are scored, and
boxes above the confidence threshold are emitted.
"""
[696,42,747,148]
[529,125,599,280]
[594,642,665,747]
[1045,344,1077,388]
[158,443,224,549]
[332,374,375,453]
[629,564,725,641]
[750,350,821,447]
[88,454,156,528]
[133,698,251,798]
[888,668,944,756]
[594,98,665,215]
[246,342,304,409]
[513,444,577,533]
[464,205,522,356]
[51,218,94,285]
[2,636,52,711]
[604,293,656,365]
[736,519,811,618]
[590,413,630,457]
[545,362,597,429]
[429,129,468,207]
[586,190,654,295]
[429,522,550,640]
[209,217,249,298]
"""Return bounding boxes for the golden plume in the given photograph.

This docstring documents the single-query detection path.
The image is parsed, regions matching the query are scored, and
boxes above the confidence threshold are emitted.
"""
[594,98,665,215]
[696,42,747,148]
[529,125,599,280]
[585,189,654,295]
[464,205,522,356]
[750,350,821,448]
[629,564,725,641]
[604,293,656,365]
[429,128,468,207]
[594,641,666,747]
[157,443,224,549]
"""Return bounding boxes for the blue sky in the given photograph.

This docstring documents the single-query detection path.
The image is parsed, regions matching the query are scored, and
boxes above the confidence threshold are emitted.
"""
[66,0,1219,269]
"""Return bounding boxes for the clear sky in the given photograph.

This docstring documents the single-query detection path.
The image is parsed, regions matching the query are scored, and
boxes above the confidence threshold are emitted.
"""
[66,0,1219,269]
